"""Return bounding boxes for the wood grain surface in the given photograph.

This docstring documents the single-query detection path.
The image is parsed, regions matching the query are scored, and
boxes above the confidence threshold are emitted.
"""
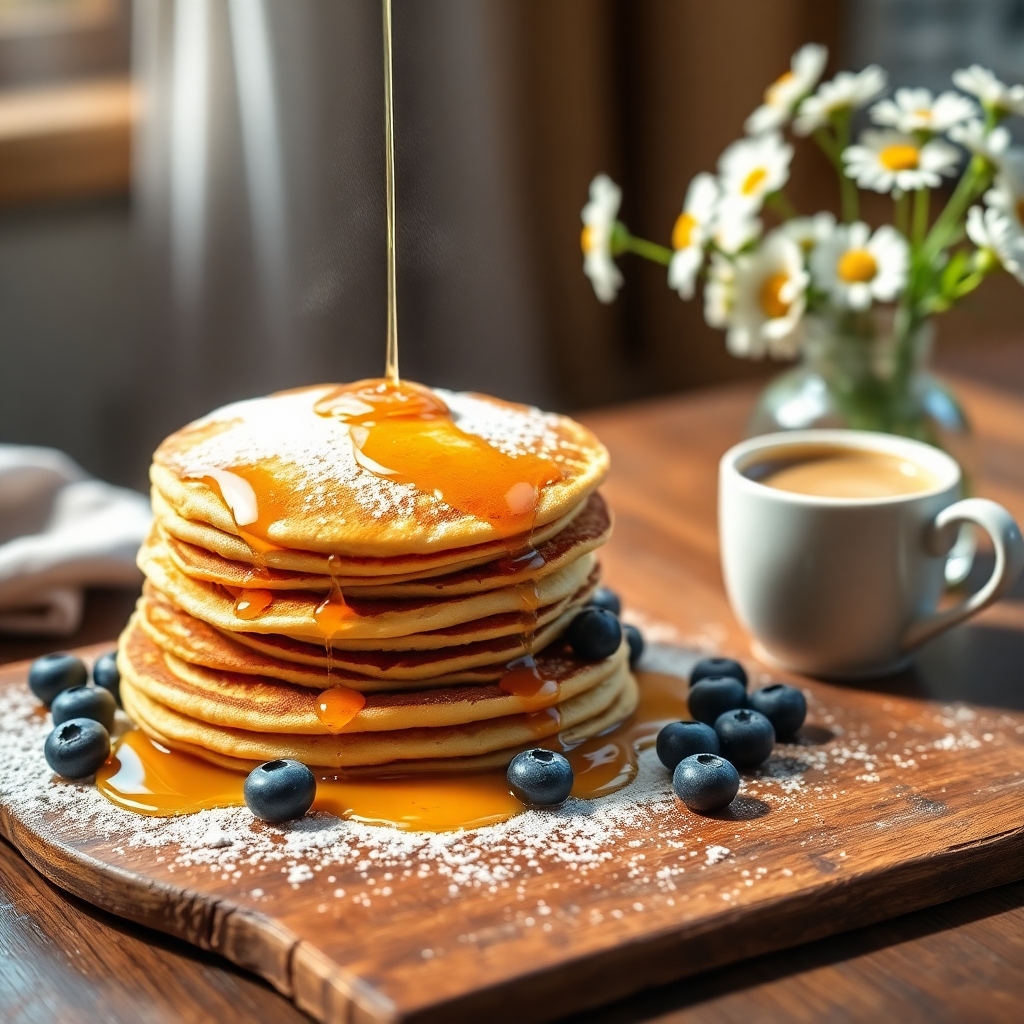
[3,376,1024,1023]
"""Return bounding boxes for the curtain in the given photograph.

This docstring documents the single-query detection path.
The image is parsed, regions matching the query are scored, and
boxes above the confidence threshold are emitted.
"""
[133,0,841,449]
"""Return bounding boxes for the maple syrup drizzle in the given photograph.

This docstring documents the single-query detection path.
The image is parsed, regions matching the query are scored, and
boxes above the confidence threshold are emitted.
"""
[96,671,689,831]
[314,685,368,732]
[231,588,273,620]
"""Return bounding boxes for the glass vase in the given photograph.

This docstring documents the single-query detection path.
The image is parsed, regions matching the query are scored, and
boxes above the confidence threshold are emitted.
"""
[748,309,976,584]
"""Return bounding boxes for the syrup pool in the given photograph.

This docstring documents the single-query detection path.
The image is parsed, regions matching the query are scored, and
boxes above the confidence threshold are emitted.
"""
[95,670,689,832]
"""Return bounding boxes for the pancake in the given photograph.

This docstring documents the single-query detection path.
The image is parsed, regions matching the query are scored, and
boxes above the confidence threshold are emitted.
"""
[120,655,636,769]
[151,387,609,557]
[138,590,584,688]
[139,537,597,643]
[159,491,612,597]
[151,486,586,579]
[123,380,621,784]
[123,671,639,776]
[121,618,628,733]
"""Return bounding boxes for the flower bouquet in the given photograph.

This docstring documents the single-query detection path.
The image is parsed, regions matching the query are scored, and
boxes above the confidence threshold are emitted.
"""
[581,45,1024,447]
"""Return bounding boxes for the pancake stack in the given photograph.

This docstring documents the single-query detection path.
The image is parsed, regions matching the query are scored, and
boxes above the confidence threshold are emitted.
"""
[119,383,637,774]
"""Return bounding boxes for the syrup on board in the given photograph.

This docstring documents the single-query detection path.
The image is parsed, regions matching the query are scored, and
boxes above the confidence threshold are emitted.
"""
[95,671,688,831]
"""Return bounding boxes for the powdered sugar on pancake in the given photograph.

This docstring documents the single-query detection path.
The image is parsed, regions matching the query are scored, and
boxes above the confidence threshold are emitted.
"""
[156,388,575,525]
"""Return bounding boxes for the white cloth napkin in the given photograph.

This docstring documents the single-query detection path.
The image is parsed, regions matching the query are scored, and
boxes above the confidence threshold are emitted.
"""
[0,445,151,636]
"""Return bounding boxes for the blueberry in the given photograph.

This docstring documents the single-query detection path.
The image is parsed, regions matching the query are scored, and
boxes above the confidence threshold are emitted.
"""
[92,651,121,706]
[51,686,116,731]
[244,759,316,823]
[690,657,747,688]
[714,708,775,769]
[673,753,740,813]
[655,721,719,771]
[29,653,88,706]
[567,608,622,661]
[624,624,644,668]
[748,684,807,740]
[687,676,746,726]
[507,748,574,807]
[587,586,622,616]
[44,718,110,779]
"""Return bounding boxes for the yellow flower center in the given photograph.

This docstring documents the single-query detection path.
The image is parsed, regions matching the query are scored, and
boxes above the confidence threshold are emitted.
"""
[765,69,795,106]
[837,248,878,283]
[914,108,932,120]
[742,166,769,196]
[879,143,920,171]
[580,225,595,254]
[672,212,698,250]
[759,272,791,319]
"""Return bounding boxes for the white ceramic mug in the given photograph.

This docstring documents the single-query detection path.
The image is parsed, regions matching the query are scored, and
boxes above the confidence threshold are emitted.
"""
[719,430,1024,679]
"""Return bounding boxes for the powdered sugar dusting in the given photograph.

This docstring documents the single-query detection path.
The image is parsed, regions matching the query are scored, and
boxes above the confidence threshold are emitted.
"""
[156,388,577,527]
[0,640,1019,920]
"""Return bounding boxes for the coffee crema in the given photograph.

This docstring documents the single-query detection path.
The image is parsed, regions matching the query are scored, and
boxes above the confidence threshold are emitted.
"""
[747,446,940,499]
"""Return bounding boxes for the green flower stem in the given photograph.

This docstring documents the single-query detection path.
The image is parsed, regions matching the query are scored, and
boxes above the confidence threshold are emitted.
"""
[922,155,990,262]
[912,188,930,250]
[894,192,910,237]
[622,233,672,266]
[766,190,798,220]
[812,122,858,223]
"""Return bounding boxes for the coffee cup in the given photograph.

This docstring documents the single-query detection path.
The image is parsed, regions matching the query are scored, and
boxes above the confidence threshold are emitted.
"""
[719,430,1024,679]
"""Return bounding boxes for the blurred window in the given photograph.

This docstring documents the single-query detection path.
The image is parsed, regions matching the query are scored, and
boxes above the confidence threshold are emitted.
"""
[846,0,1024,93]
[0,0,132,205]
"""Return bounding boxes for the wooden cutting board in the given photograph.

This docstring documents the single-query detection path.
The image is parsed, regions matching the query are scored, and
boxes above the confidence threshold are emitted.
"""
[1,639,1022,1024]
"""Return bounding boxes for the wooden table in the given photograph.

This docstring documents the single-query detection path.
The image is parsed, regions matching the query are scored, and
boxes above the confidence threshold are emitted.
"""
[3,378,1024,1023]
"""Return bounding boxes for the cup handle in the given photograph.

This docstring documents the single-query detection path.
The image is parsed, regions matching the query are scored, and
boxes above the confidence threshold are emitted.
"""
[902,498,1024,651]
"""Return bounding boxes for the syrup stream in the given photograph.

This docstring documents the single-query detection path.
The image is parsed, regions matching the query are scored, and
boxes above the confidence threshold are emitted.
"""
[382,0,399,386]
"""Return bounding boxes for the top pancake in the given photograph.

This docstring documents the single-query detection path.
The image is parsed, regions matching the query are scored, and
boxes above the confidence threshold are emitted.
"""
[152,386,609,558]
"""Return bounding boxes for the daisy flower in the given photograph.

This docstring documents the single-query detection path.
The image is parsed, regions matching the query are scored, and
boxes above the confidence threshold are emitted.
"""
[783,212,836,253]
[711,205,762,254]
[746,43,828,135]
[703,254,735,329]
[949,119,1011,163]
[952,65,1024,117]
[870,87,977,135]
[984,150,1024,230]
[810,221,908,310]
[718,131,793,214]
[793,65,887,136]
[668,173,718,299]
[580,174,624,303]
[725,231,808,359]
[842,129,959,193]
[966,205,1024,282]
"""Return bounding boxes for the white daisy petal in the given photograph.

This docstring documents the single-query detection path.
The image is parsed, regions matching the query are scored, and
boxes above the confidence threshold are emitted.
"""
[793,65,887,136]
[870,87,977,134]
[703,254,735,329]
[783,211,836,253]
[842,129,959,193]
[809,220,908,309]
[580,174,624,303]
[718,132,793,214]
[949,120,1011,162]
[667,173,719,298]
[967,204,1024,282]
[724,230,808,359]
[745,43,828,135]
[984,148,1024,231]
[952,65,1024,117]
